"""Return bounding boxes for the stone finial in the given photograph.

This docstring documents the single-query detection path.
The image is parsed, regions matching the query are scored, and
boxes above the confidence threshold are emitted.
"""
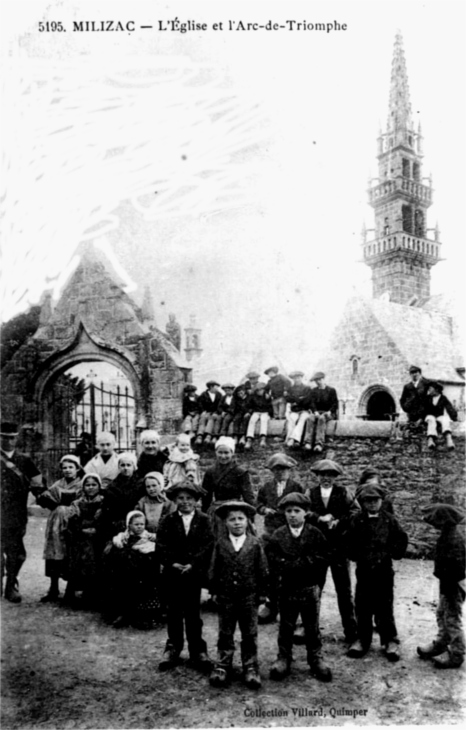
[387,31,413,134]
[141,286,156,324]
[39,290,54,325]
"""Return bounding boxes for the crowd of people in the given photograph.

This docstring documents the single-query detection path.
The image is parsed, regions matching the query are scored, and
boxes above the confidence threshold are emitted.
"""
[183,364,458,453]
[1,420,464,691]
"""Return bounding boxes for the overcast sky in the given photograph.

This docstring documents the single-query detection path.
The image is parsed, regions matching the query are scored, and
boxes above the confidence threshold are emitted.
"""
[1,0,465,380]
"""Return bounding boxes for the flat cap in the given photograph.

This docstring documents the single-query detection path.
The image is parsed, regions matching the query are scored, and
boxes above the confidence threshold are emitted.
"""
[206,379,220,387]
[214,500,256,520]
[408,365,422,374]
[266,453,297,470]
[221,382,235,390]
[428,381,443,393]
[311,459,343,476]
[264,366,279,375]
[289,370,304,378]
[254,381,267,390]
[310,371,325,381]
[356,484,384,501]
[246,371,260,380]
[184,384,197,392]
[278,492,311,510]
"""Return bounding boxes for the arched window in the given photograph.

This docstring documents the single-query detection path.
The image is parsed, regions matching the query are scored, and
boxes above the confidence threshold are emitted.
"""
[351,357,359,377]
[402,205,413,234]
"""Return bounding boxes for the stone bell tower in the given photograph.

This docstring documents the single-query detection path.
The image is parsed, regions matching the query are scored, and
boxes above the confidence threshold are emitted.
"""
[362,32,441,304]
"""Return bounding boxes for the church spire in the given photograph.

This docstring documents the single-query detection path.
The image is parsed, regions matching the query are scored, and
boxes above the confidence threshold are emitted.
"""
[387,31,413,135]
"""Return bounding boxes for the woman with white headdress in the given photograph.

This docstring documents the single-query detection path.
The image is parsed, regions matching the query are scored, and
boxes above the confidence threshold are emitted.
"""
[100,452,143,541]
[137,430,169,478]
[36,454,84,603]
[84,432,119,488]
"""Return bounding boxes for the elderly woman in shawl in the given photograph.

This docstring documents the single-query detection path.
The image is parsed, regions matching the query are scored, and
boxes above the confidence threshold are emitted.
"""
[137,430,168,479]
[201,437,255,537]
[65,472,105,606]
[106,510,162,629]
[100,452,144,541]
[36,454,84,603]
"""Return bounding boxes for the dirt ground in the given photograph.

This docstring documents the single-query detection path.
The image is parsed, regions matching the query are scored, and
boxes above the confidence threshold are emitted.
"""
[1,516,465,729]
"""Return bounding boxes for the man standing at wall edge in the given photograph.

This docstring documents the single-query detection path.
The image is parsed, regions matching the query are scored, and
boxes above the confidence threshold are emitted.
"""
[1,421,43,602]
[400,366,429,425]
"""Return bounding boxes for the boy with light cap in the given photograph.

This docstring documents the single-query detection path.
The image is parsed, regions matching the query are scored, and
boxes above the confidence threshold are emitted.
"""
[84,432,119,489]
[303,372,339,453]
[209,500,268,689]
[257,453,303,624]
[266,492,332,682]
[306,459,358,643]
[344,482,408,662]
[285,371,312,449]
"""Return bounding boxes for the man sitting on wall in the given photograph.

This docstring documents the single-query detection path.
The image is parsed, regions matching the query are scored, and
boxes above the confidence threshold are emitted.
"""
[303,373,339,453]
[425,382,457,452]
[400,366,430,427]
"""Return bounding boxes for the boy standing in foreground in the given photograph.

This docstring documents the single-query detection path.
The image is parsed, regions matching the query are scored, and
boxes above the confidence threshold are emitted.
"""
[157,481,213,672]
[209,501,268,689]
[266,492,332,682]
[344,483,408,662]
[417,504,465,669]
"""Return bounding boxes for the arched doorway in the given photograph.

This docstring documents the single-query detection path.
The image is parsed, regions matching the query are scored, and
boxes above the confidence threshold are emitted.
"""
[366,390,396,421]
[359,385,397,421]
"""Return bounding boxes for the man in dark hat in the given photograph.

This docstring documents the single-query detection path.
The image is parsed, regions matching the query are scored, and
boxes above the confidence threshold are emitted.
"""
[425,382,457,451]
[244,371,260,395]
[400,366,430,425]
[266,492,332,683]
[196,380,222,446]
[208,501,268,689]
[257,453,303,623]
[1,421,43,602]
[303,372,339,453]
[181,384,200,438]
[157,481,213,671]
[307,460,358,643]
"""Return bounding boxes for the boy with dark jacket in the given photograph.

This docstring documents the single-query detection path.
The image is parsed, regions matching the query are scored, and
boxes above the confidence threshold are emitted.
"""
[344,483,408,662]
[266,492,332,682]
[424,381,457,451]
[306,459,358,643]
[209,501,268,689]
[257,453,303,624]
[196,380,222,445]
[217,383,236,437]
[245,382,272,450]
[285,371,312,448]
[157,481,214,672]
[230,384,251,448]
[417,504,465,669]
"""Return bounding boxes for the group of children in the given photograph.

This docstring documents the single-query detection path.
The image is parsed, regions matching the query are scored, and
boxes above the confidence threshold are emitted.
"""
[36,431,465,688]
[182,368,339,453]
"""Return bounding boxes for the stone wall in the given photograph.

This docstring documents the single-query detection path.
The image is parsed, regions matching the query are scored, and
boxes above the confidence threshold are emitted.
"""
[196,434,465,559]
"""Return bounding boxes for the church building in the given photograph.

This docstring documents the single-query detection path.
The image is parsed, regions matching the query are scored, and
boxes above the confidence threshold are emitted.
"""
[316,32,464,421]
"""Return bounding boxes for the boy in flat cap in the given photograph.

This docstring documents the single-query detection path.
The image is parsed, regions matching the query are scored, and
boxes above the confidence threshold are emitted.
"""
[181,384,200,438]
[285,372,312,449]
[264,367,291,420]
[196,381,222,446]
[303,372,339,453]
[230,384,251,448]
[245,382,272,450]
[209,501,268,689]
[424,382,457,451]
[1,421,43,602]
[306,459,358,643]
[417,504,465,669]
[400,366,430,426]
[244,371,260,395]
[344,483,408,662]
[266,492,332,682]
[257,453,303,624]
[157,481,213,672]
